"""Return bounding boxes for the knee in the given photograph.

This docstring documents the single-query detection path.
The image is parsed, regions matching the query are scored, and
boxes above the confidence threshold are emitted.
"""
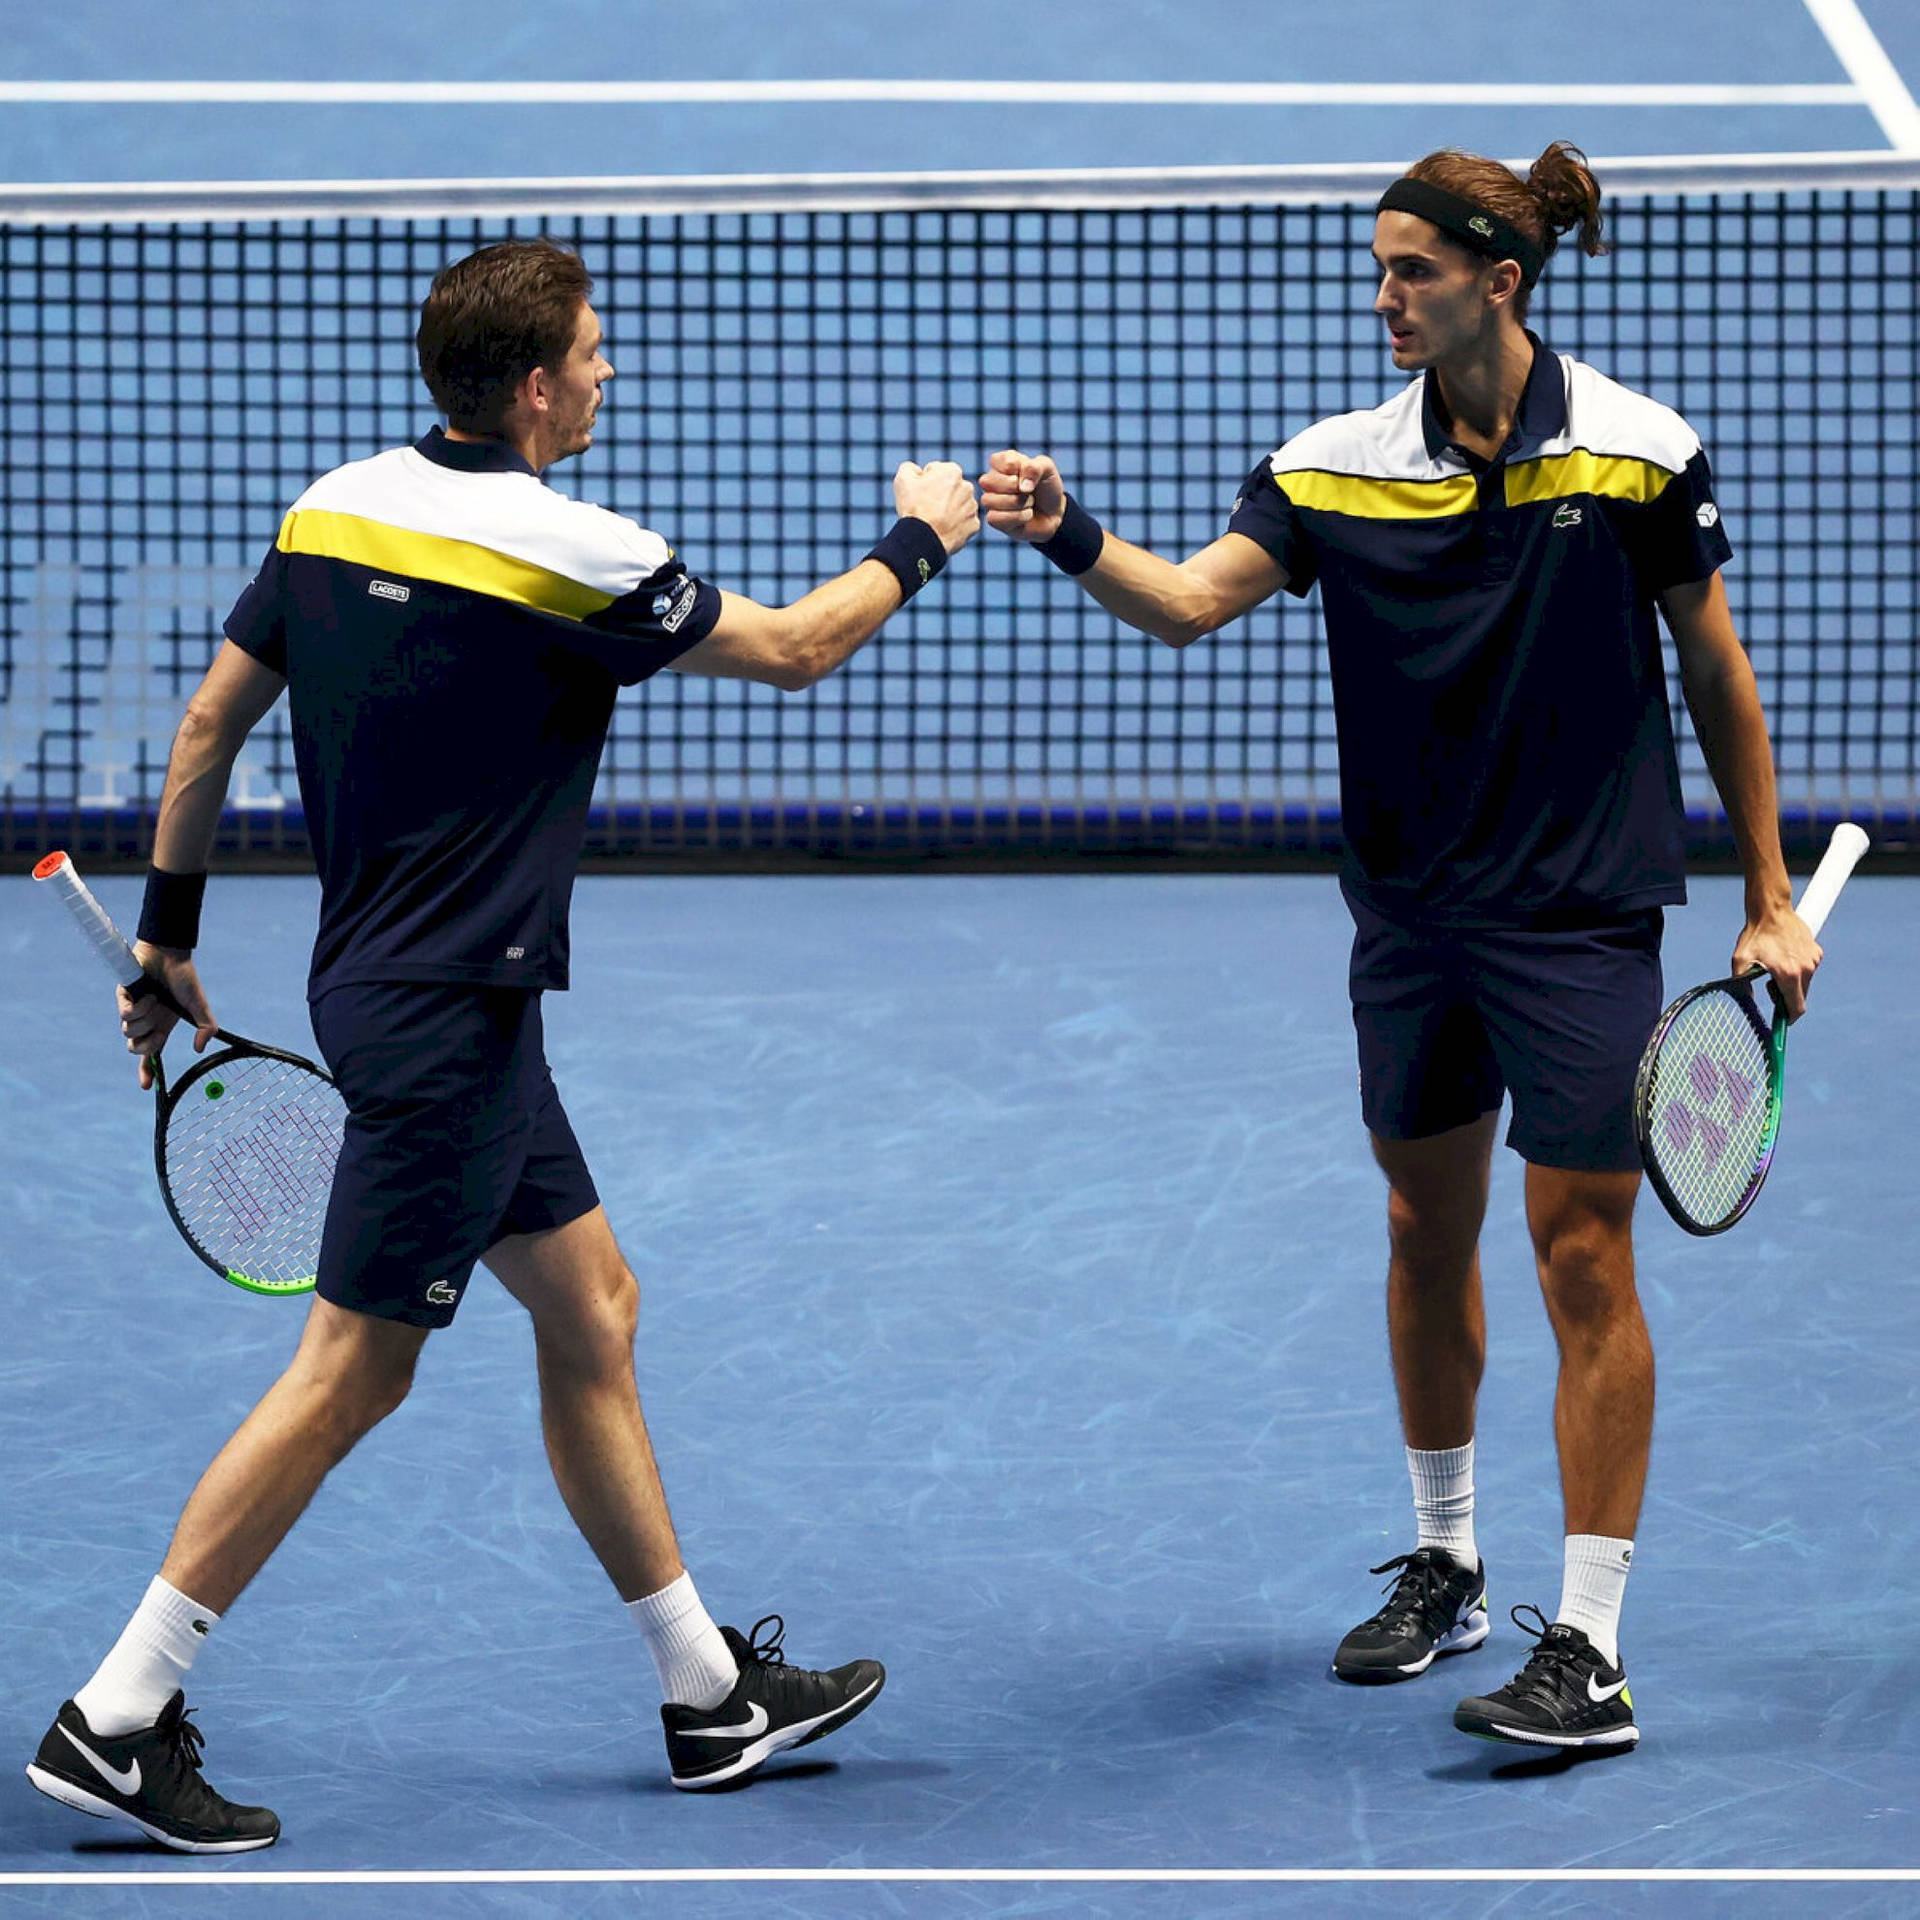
[288,1320,420,1451]
[535,1259,641,1375]
[299,1343,419,1456]
[1385,1182,1479,1280]
[601,1262,641,1347]
[1534,1216,1636,1332]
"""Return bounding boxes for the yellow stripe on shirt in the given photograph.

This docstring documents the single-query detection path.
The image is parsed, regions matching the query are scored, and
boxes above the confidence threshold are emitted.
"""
[277,510,616,620]
[1275,470,1480,520]
[1505,450,1674,509]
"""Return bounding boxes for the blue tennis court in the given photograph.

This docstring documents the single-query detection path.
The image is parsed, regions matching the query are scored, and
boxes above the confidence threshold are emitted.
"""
[2,870,1914,1915]
[2,0,1918,1911]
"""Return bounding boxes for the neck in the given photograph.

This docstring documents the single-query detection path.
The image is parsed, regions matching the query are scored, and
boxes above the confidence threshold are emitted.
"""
[1429,327,1533,459]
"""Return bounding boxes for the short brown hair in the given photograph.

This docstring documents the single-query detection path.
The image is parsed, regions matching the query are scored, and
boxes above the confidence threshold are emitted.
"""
[1405,141,1607,316]
[415,239,593,434]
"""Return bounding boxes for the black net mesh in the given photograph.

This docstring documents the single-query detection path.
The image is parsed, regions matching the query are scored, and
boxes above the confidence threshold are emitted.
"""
[3,191,1913,864]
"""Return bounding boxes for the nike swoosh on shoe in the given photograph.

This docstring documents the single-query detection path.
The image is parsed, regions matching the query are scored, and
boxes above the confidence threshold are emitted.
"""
[58,1725,142,1795]
[679,1702,770,1740]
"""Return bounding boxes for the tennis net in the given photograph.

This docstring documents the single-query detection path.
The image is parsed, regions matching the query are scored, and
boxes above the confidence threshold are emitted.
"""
[2,156,1914,865]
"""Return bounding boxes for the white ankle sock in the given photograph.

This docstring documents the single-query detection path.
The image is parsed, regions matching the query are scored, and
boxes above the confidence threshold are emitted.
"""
[1407,1443,1477,1569]
[1556,1534,1633,1667]
[71,1576,220,1737]
[626,1573,738,1711]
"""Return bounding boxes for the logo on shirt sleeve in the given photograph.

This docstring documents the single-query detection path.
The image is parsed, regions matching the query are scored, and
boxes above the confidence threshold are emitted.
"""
[1696,502,1720,529]
[650,579,700,633]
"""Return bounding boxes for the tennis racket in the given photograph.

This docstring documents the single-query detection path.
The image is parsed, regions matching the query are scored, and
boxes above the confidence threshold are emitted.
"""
[32,850,344,1295]
[1633,821,1869,1236]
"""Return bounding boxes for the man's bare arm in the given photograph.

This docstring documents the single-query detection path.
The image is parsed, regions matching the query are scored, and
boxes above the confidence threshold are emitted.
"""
[979,448,1287,645]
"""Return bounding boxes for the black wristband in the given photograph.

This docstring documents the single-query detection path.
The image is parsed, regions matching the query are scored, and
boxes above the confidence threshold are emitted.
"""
[1035,494,1105,576]
[137,866,207,952]
[863,517,949,602]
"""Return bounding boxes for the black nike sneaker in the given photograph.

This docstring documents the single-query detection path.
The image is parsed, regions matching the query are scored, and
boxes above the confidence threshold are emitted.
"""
[1333,1546,1489,1683]
[1453,1605,1639,1750]
[661,1615,885,1791]
[26,1693,281,1852]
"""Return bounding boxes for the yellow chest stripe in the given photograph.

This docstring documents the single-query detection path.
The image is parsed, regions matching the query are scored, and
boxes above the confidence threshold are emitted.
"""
[277,509,615,620]
[1276,452,1675,521]
[1504,451,1673,508]
[1276,471,1479,520]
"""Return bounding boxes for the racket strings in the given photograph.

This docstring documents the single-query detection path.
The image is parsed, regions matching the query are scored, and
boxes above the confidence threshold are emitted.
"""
[1641,990,1774,1226]
[161,1053,345,1288]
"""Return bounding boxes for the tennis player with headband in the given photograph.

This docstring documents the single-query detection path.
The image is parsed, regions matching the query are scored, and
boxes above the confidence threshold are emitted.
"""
[982,143,1823,1751]
[27,238,976,1850]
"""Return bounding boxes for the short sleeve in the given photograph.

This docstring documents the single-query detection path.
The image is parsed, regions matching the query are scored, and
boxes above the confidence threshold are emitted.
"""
[1631,448,1734,591]
[224,539,293,674]
[571,554,724,686]
[1226,457,1317,597]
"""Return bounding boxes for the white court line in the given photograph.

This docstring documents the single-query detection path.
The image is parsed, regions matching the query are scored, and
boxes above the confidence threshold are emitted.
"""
[0,79,1869,106]
[1802,0,1920,150]
[5,1869,1920,1886]
[8,149,1920,227]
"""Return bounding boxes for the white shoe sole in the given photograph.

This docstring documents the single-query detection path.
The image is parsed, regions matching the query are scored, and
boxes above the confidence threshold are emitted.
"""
[25,1763,278,1853]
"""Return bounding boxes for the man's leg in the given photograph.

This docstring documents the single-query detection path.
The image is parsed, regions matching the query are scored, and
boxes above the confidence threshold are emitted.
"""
[161,1297,429,1613]
[1451,1164,1647,1751]
[483,1206,885,1791]
[483,1206,683,1602]
[1377,1113,1498,1452]
[1334,1113,1499,1682]
[1523,1164,1652,1547]
[29,1298,425,1850]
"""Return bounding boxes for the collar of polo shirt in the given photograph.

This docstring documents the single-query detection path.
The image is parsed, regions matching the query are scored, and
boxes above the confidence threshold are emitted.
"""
[1419,331,1567,465]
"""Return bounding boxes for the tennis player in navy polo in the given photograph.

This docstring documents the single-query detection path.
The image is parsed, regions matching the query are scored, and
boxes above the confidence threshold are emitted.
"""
[982,143,1824,1751]
[28,239,977,1850]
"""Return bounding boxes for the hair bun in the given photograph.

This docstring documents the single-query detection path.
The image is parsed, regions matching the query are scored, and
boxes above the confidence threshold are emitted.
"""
[1527,142,1609,256]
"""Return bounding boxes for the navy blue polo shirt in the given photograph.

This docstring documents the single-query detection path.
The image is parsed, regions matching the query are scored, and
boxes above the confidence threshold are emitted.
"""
[1228,338,1733,926]
[225,428,722,997]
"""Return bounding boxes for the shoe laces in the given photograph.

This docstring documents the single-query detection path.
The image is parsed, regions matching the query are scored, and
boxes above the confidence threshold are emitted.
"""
[161,1703,209,1777]
[1363,1551,1456,1631]
[1500,1603,1600,1705]
[740,1615,790,1669]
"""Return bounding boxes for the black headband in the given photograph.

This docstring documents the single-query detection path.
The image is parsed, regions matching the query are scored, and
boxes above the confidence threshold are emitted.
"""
[1376,178,1546,288]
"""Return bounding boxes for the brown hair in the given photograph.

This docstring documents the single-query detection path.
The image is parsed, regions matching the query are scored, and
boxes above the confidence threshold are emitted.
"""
[415,239,594,434]
[1405,141,1607,314]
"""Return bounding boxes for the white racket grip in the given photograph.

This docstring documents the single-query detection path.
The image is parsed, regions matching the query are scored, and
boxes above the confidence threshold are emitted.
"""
[31,850,147,989]
[1793,822,1870,940]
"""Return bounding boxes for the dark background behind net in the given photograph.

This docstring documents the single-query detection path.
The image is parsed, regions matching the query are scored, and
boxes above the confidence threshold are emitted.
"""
[2,193,1912,867]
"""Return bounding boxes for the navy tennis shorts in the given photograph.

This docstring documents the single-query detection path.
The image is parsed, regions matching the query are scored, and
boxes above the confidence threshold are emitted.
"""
[1347,899,1665,1173]
[309,982,600,1329]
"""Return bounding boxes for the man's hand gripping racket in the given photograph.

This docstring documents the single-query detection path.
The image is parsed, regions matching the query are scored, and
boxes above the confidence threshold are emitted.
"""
[1633,822,1869,1235]
[33,851,343,1295]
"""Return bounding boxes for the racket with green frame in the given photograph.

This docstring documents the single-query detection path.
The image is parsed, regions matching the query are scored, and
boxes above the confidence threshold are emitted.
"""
[1633,822,1868,1236]
[33,850,343,1295]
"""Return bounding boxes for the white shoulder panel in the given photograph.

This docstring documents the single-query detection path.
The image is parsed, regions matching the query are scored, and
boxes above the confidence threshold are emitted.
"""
[1551,356,1703,473]
[1267,379,1447,482]
[292,447,677,596]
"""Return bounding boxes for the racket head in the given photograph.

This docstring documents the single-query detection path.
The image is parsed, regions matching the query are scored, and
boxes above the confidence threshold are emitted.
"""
[153,1041,345,1295]
[1633,977,1786,1235]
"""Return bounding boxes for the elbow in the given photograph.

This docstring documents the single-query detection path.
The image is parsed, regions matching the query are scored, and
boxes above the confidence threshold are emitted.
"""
[1140,577,1233,650]
[176,691,248,758]
[1147,608,1222,650]
[765,648,822,693]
